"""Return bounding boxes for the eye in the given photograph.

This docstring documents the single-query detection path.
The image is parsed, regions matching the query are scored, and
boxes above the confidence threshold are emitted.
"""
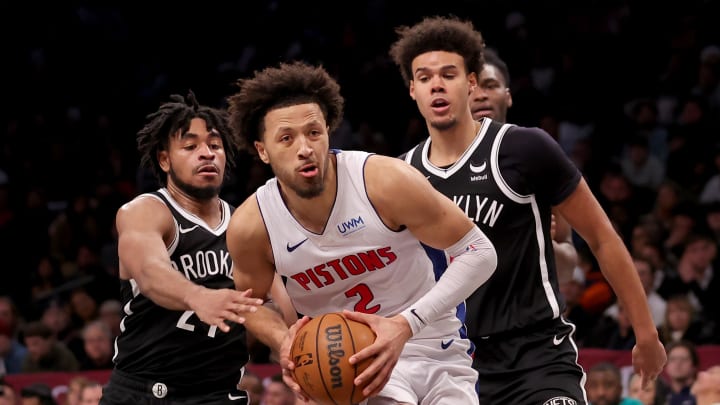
[280,135,291,142]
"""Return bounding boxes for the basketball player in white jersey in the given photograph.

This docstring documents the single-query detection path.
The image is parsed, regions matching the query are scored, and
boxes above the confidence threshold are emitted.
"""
[225,61,498,404]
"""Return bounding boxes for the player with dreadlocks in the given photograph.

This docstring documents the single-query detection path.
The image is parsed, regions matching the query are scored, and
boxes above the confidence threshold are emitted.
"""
[101,91,266,405]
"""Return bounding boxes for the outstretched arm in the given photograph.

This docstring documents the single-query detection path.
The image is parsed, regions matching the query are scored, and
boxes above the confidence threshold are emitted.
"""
[556,178,666,388]
[116,196,262,333]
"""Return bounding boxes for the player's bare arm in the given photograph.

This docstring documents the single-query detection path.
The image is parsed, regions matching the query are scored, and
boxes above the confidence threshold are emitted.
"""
[227,195,289,353]
[555,177,667,387]
[116,197,262,333]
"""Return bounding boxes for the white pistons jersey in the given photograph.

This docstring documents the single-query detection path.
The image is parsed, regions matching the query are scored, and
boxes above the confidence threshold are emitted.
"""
[256,150,463,341]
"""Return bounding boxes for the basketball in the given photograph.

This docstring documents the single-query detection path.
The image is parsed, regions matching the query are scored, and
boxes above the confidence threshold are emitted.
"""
[290,312,376,405]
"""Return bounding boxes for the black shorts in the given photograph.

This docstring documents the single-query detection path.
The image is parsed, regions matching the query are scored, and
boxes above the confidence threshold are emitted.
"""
[100,370,250,405]
[471,317,587,405]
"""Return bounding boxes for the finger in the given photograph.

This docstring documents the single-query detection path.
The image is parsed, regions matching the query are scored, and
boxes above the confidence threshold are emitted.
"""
[216,320,231,333]
[362,362,393,397]
[342,309,371,324]
[349,343,380,365]
[354,350,385,385]
[641,371,653,390]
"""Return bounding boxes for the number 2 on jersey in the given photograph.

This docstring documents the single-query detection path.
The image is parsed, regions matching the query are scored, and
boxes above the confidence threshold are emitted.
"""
[345,283,380,314]
[176,310,218,337]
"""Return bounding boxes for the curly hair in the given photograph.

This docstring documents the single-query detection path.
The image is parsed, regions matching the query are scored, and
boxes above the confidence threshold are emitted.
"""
[389,15,485,87]
[226,61,344,151]
[136,90,240,186]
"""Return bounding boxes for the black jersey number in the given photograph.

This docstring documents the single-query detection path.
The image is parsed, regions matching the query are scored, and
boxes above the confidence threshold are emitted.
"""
[176,310,218,337]
[344,283,380,314]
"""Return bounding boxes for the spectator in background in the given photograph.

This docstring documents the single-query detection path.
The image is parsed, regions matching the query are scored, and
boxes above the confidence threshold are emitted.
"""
[78,320,113,370]
[64,376,89,405]
[237,372,263,405]
[39,299,83,362]
[627,371,670,405]
[604,257,666,328]
[699,147,720,204]
[97,300,121,341]
[585,362,643,405]
[691,365,720,405]
[263,374,296,405]
[620,135,665,191]
[0,317,27,375]
[20,321,79,373]
[77,382,102,405]
[0,380,18,405]
[658,294,714,346]
[664,340,699,405]
[658,233,720,334]
[20,383,56,405]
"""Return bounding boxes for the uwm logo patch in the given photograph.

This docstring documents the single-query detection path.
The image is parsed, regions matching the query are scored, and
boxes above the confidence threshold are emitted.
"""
[337,216,365,235]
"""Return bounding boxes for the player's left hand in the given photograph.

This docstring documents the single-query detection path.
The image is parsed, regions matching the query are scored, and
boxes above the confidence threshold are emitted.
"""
[632,337,668,390]
[343,310,411,398]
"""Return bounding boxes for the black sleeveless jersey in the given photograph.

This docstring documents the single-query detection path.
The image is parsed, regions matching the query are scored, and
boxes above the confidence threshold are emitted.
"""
[112,188,248,388]
[404,119,582,338]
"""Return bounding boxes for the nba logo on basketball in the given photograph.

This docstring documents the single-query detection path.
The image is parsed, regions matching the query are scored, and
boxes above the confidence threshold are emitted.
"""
[293,353,314,367]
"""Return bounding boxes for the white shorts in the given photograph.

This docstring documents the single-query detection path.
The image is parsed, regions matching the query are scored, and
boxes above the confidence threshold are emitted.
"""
[368,336,479,404]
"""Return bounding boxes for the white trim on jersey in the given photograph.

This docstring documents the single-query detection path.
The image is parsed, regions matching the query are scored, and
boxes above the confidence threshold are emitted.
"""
[155,188,231,236]
[420,118,492,179]
[490,124,561,319]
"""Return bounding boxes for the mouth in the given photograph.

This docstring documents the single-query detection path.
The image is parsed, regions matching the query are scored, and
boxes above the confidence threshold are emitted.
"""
[471,107,494,119]
[298,163,319,178]
[430,98,451,114]
[197,165,219,176]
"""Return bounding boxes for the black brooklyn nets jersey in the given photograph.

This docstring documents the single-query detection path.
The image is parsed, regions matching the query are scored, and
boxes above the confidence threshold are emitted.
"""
[404,118,582,339]
[112,188,248,388]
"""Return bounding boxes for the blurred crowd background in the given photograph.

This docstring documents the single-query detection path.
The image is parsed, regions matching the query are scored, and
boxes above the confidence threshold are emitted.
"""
[1,0,720,401]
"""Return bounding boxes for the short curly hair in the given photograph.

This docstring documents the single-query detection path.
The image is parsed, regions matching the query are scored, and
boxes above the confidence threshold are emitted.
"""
[136,90,239,186]
[389,15,485,87]
[226,61,344,151]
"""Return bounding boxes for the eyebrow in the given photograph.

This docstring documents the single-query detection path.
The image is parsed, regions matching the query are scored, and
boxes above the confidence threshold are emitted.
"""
[414,64,459,75]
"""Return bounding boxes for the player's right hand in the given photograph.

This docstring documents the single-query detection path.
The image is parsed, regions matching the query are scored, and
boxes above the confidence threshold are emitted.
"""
[280,316,312,401]
[186,287,263,332]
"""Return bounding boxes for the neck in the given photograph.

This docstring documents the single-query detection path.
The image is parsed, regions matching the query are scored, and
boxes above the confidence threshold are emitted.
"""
[427,115,483,167]
[696,393,720,404]
[165,185,221,223]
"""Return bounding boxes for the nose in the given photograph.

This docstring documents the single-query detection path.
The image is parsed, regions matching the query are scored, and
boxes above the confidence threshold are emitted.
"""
[471,85,488,101]
[296,135,313,158]
[199,143,216,158]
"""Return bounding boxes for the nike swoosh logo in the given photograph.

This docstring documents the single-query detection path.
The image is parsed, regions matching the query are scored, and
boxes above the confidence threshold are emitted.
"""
[410,309,426,325]
[228,393,247,401]
[286,238,308,252]
[441,339,454,349]
[553,334,566,346]
[426,175,431,180]
[469,161,487,174]
[178,225,199,234]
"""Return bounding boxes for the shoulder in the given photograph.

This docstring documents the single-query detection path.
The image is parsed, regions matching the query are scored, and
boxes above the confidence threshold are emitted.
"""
[227,193,267,244]
[116,194,172,230]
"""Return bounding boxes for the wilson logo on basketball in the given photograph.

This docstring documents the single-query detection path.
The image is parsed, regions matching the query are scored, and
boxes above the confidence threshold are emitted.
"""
[326,324,346,388]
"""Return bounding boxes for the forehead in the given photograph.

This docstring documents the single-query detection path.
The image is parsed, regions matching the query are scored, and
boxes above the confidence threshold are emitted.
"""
[479,64,506,85]
[177,117,213,137]
[411,51,466,73]
[263,103,326,130]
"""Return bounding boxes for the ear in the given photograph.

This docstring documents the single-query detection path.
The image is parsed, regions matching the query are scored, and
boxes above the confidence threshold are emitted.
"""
[254,141,270,164]
[506,88,513,108]
[158,150,170,173]
[409,80,416,100]
[468,72,478,94]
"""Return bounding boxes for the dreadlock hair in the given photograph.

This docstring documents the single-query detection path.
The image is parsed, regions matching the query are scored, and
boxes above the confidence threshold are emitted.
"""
[136,90,240,186]
[227,61,344,153]
[389,15,485,88]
